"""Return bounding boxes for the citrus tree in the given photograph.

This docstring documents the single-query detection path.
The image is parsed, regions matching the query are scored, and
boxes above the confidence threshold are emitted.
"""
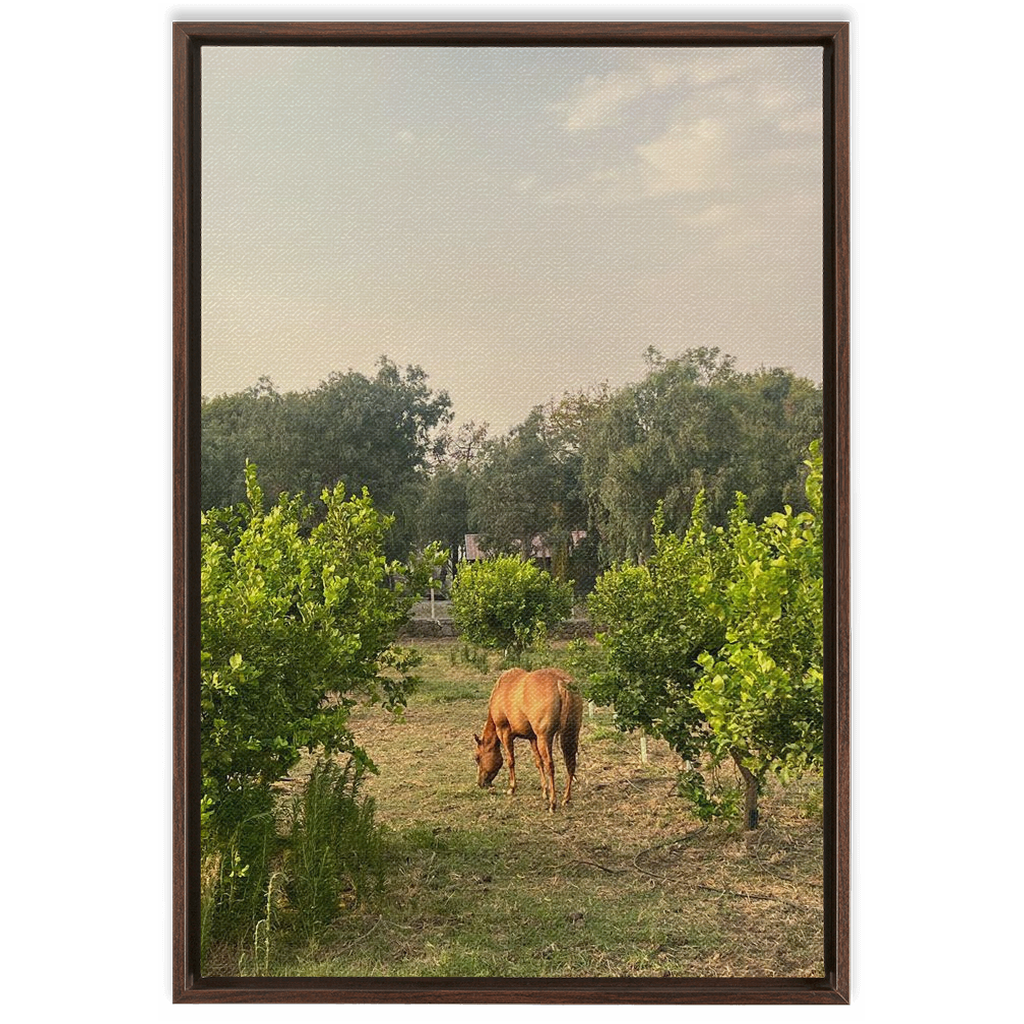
[588,443,824,829]
[450,555,573,658]
[691,442,823,828]
[586,493,726,765]
[201,464,440,846]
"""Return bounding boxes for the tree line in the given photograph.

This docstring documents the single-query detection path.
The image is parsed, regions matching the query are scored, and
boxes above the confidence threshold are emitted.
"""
[202,348,822,583]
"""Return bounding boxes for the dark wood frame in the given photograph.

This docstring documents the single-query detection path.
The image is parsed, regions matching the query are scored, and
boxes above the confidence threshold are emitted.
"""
[173,21,849,1004]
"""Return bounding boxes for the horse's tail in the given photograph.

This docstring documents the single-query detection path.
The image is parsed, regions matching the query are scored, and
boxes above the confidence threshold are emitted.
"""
[555,673,584,765]
[554,674,583,798]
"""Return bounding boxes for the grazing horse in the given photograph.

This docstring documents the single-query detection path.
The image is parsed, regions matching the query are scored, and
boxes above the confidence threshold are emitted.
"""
[474,668,583,812]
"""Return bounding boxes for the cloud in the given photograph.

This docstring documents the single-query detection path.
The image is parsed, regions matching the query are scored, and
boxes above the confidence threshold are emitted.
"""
[551,61,682,130]
[636,118,731,195]
[545,48,822,209]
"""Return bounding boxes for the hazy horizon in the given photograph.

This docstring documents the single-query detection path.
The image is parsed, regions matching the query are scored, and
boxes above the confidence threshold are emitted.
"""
[202,46,823,433]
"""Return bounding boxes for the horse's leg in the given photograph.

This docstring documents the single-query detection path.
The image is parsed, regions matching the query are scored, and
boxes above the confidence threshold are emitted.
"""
[560,728,579,805]
[537,734,557,812]
[499,730,517,796]
[529,738,548,801]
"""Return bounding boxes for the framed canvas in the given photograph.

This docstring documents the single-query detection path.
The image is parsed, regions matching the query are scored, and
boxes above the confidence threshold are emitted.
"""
[174,21,849,1003]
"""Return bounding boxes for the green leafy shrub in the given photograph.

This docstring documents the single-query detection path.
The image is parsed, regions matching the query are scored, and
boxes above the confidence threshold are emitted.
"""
[586,492,726,765]
[691,443,824,827]
[450,555,573,657]
[676,767,742,825]
[200,464,442,943]
[589,443,824,829]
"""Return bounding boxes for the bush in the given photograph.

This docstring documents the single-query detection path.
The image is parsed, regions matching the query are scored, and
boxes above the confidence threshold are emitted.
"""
[586,493,725,764]
[200,464,442,945]
[450,556,573,657]
[588,443,824,829]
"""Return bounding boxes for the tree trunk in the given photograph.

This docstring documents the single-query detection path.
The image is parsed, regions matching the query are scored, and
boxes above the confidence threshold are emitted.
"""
[731,749,760,831]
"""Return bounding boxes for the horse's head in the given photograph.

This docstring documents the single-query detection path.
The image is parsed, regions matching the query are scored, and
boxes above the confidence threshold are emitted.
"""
[474,732,502,788]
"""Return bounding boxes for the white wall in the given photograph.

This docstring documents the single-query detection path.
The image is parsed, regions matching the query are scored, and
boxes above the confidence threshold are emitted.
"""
[4,1,1019,1020]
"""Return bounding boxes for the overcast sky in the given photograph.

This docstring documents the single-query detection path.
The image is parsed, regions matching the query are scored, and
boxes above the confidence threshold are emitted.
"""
[202,46,823,432]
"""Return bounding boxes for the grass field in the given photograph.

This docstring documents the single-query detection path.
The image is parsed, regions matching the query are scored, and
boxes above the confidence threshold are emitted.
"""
[207,638,824,978]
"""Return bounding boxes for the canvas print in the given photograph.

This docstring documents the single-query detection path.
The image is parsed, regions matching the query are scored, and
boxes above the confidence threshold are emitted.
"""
[198,44,826,979]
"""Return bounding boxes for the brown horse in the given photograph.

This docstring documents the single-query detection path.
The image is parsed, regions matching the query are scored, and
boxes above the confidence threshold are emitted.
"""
[474,668,583,812]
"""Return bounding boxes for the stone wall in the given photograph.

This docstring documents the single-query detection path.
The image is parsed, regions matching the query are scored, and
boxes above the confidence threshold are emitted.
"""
[397,617,593,640]
[398,618,458,639]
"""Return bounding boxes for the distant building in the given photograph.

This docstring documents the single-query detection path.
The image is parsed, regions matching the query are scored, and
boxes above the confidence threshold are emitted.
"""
[463,531,587,570]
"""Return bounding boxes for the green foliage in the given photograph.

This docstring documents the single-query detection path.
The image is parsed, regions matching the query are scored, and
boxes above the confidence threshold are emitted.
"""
[248,870,284,977]
[677,767,742,825]
[468,391,605,581]
[692,441,824,788]
[283,757,385,938]
[448,642,492,674]
[202,349,818,581]
[450,556,573,657]
[417,464,472,580]
[563,637,609,700]
[469,409,575,564]
[589,443,824,826]
[500,636,555,672]
[464,354,818,580]
[201,358,452,559]
[201,464,443,933]
[798,784,824,822]
[202,757,386,965]
[580,348,822,563]
[586,493,727,764]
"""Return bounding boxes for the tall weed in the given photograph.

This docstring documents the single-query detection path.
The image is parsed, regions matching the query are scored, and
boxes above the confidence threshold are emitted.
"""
[284,757,385,938]
[199,798,277,967]
[449,642,491,673]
